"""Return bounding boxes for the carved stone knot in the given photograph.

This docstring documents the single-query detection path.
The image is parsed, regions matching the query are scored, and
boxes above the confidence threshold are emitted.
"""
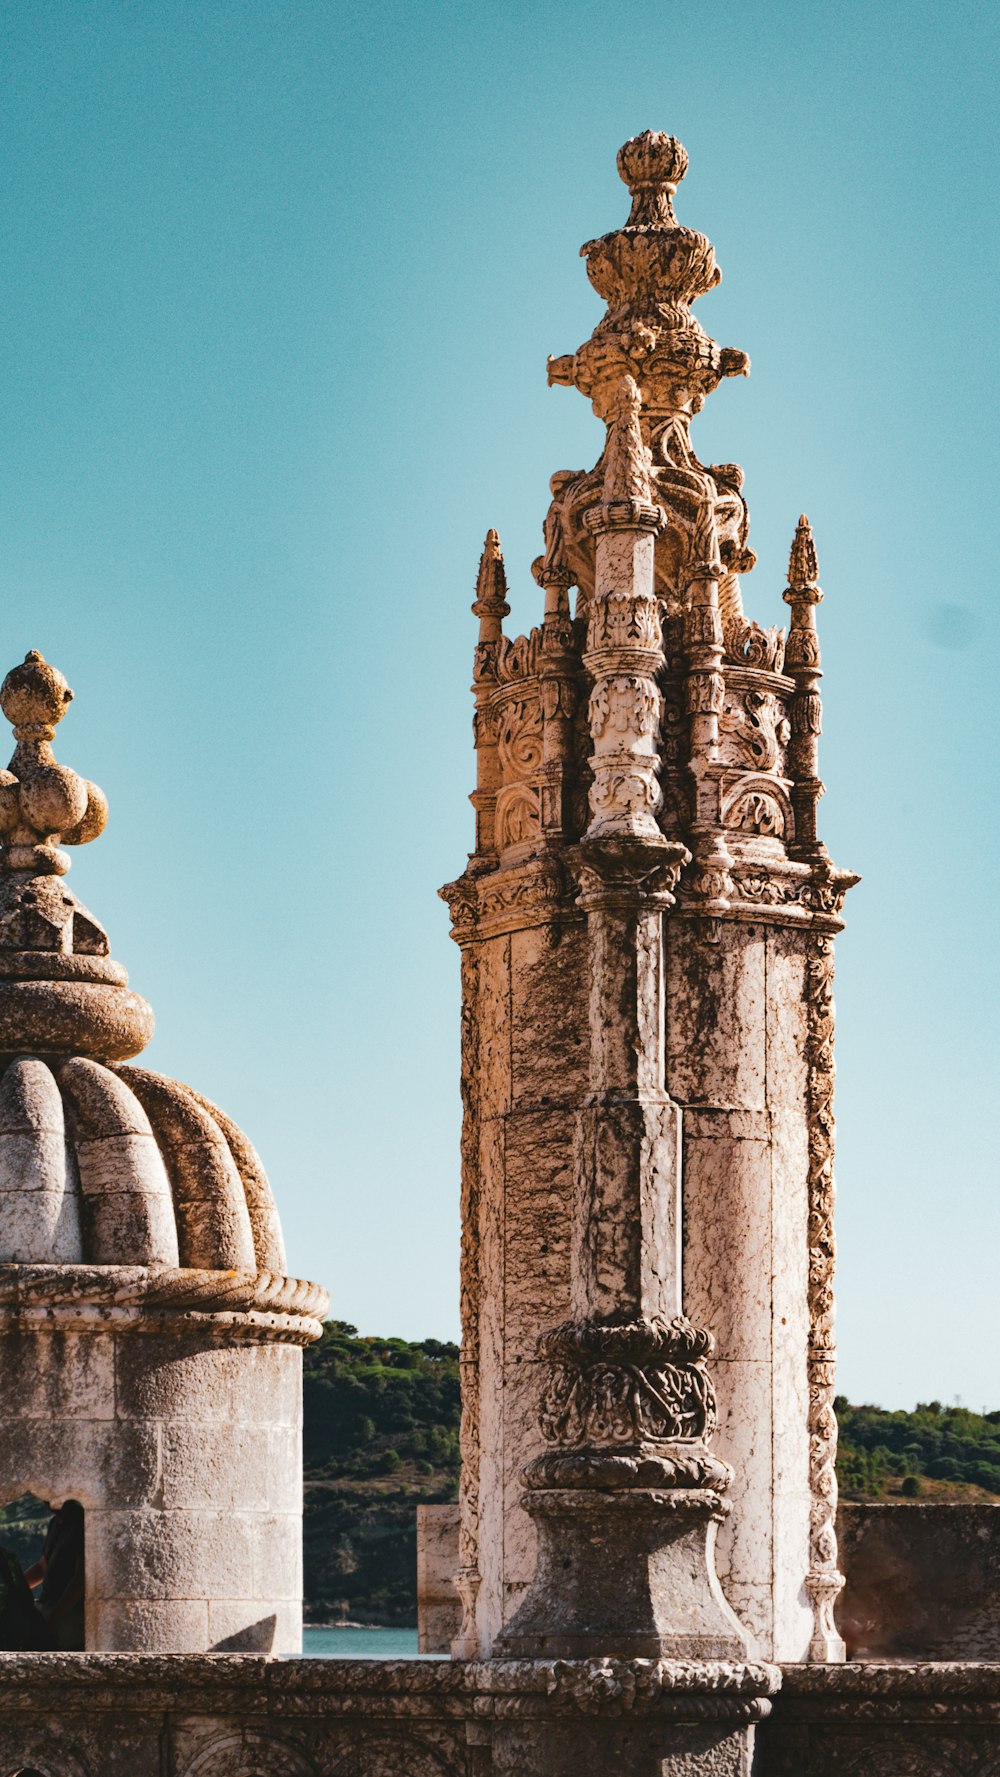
[536,1315,721,1459]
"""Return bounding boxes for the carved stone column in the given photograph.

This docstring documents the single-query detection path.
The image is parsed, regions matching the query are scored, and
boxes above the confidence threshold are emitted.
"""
[496,838,751,1665]
[682,515,735,911]
[535,555,578,845]
[784,514,826,863]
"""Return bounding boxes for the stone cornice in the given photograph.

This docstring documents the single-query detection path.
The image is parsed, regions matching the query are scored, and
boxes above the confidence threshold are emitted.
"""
[440,856,578,943]
[673,860,858,931]
[0,1652,781,1725]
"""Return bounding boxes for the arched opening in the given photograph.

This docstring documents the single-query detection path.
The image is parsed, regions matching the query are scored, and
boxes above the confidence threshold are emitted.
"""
[0,1493,85,1651]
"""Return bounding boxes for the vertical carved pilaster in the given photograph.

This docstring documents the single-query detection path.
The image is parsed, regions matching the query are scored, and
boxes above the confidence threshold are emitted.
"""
[471,530,510,864]
[535,557,579,844]
[683,505,734,911]
[784,514,827,863]
[582,375,664,843]
[454,933,483,1656]
[804,930,845,1660]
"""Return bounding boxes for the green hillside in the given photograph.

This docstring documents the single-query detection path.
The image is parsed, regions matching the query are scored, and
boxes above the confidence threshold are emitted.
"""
[835,1396,1000,1502]
[302,1321,460,1626]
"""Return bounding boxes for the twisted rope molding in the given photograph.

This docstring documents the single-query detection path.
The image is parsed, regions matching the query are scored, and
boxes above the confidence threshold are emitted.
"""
[0,1264,329,1342]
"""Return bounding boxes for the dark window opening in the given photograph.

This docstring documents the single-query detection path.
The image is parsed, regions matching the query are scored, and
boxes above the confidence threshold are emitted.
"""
[0,1494,85,1651]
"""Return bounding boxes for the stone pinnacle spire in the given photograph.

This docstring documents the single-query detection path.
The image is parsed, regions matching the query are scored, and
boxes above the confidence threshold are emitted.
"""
[788,513,820,591]
[472,529,510,625]
[0,651,153,1060]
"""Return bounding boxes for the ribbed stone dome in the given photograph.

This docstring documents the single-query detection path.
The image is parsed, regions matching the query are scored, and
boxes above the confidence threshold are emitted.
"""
[0,1054,285,1270]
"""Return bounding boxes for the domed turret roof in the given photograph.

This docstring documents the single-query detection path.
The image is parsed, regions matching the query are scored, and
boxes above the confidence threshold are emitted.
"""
[0,1055,285,1271]
[0,651,325,1332]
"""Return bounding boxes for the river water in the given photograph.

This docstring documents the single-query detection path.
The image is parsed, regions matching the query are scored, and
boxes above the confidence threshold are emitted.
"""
[302,1626,421,1659]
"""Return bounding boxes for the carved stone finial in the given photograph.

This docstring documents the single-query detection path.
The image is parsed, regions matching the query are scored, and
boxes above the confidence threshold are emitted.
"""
[0,652,152,1060]
[472,529,510,621]
[540,131,755,627]
[601,373,653,504]
[617,129,689,226]
[0,652,107,878]
[787,513,820,593]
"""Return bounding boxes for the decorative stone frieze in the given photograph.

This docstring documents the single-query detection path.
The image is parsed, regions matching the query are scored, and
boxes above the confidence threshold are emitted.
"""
[3,1651,1000,1776]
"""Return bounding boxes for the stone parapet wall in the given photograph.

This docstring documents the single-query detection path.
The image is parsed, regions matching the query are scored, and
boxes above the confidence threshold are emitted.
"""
[0,1655,472,1777]
[0,1656,997,1776]
[760,1662,1000,1776]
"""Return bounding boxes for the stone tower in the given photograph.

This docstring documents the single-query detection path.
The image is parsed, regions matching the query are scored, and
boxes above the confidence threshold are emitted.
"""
[442,130,856,1667]
[0,649,327,1653]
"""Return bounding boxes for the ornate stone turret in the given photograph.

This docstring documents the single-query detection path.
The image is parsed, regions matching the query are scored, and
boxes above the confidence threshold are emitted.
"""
[0,652,327,1653]
[442,129,857,1726]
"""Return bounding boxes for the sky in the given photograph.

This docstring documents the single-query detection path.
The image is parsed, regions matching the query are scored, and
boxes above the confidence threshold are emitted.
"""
[0,0,996,1409]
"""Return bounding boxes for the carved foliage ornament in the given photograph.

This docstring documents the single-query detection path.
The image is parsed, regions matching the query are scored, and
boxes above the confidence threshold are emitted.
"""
[719,685,791,774]
[722,780,792,841]
[587,591,661,652]
[495,784,541,851]
[496,697,543,781]
[588,675,661,741]
[723,617,785,674]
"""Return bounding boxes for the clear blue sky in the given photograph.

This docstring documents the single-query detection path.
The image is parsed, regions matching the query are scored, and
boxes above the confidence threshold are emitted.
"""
[0,1,995,1408]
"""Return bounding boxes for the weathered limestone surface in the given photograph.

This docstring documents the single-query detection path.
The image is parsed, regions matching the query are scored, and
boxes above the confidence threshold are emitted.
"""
[465,920,581,1646]
[760,1662,1000,1776]
[0,650,327,1652]
[669,919,814,1655]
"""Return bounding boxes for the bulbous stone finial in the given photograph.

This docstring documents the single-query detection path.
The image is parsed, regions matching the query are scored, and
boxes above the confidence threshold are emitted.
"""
[0,652,108,877]
[0,652,152,1060]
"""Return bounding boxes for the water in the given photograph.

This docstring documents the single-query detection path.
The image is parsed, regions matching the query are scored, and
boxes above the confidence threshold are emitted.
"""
[302,1625,421,1659]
